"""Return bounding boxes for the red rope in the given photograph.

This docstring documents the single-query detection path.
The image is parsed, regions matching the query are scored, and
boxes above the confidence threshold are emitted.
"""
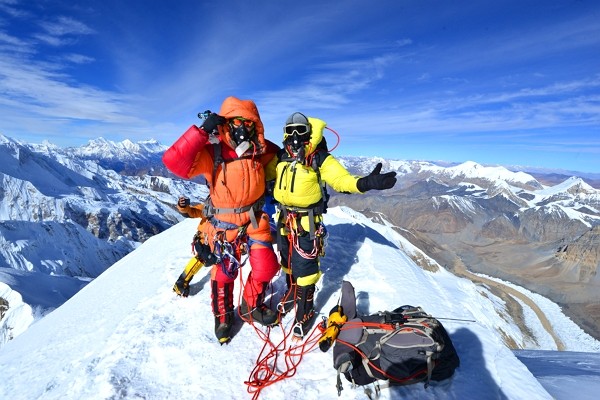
[244,320,324,399]
[235,209,330,397]
[325,126,341,152]
[285,212,320,260]
[237,264,325,398]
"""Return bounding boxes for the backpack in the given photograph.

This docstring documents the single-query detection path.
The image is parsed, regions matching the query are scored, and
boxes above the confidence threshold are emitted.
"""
[331,281,460,394]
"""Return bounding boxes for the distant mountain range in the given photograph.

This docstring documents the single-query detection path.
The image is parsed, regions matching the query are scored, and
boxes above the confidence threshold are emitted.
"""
[0,134,207,344]
[1,133,599,347]
[332,156,600,340]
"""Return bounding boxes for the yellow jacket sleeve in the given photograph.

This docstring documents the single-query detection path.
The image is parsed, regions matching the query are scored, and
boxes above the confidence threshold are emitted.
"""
[319,155,362,194]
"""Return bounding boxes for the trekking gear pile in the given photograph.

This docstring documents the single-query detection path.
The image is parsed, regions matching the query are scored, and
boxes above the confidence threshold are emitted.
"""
[323,281,460,396]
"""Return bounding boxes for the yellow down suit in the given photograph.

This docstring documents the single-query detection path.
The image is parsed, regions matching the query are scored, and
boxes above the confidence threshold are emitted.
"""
[274,117,362,328]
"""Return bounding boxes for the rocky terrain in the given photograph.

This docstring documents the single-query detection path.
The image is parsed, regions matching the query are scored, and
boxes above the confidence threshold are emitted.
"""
[331,158,600,340]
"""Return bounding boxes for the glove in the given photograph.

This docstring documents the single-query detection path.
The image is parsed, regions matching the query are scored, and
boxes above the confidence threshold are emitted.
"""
[178,196,190,208]
[194,241,218,266]
[199,112,226,134]
[356,163,397,192]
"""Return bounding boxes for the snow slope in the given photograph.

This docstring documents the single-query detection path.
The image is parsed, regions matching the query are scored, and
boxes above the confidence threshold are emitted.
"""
[0,206,599,399]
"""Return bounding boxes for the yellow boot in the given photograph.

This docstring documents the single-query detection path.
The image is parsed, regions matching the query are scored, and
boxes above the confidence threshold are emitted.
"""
[172,257,204,297]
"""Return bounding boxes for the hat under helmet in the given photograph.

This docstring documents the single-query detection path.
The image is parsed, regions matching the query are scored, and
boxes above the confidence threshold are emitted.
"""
[285,112,310,126]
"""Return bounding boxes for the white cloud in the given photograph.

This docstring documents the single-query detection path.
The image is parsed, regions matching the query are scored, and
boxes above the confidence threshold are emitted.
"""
[39,15,95,37]
[63,52,95,64]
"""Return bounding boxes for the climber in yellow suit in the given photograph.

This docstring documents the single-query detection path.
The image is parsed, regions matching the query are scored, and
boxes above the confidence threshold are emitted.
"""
[172,196,207,297]
[273,112,397,338]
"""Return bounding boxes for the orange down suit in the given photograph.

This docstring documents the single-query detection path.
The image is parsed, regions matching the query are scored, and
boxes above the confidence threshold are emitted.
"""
[162,97,280,319]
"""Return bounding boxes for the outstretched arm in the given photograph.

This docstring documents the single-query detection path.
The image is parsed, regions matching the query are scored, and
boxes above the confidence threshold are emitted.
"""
[320,155,363,194]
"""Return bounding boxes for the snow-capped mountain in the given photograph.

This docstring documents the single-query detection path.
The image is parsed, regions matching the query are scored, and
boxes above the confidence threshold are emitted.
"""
[338,156,600,251]
[2,133,600,352]
[0,134,208,340]
[339,157,544,190]
[59,137,170,176]
[1,207,599,399]
[0,134,207,270]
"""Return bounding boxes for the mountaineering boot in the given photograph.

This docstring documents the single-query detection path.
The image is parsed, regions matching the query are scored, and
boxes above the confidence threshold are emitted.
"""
[240,298,279,326]
[277,273,296,314]
[292,284,316,339]
[214,311,233,345]
[239,280,278,326]
[211,280,234,344]
[172,257,204,297]
[173,273,190,297]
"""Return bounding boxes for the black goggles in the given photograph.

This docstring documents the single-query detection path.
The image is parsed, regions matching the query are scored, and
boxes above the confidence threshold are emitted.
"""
[284,124,310,136]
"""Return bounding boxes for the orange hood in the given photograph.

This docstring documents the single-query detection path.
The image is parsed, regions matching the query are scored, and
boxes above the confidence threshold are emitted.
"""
[218,96,267,154]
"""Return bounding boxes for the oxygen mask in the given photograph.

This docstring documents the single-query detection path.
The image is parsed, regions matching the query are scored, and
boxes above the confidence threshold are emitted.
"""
[229,117,255,156]
[284,123,311,160]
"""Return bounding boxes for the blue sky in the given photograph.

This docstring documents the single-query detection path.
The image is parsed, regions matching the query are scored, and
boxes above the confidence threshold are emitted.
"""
[1,0,599,173]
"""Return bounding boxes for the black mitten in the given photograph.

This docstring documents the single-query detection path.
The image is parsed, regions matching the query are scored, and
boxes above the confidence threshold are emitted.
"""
[194,241,218,266]
[200,112,226,134]
[178,196,190,208]
[356,163,397,192]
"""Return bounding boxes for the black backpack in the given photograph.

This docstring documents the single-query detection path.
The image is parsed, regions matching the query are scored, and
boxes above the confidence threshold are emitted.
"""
[331,281,460,394]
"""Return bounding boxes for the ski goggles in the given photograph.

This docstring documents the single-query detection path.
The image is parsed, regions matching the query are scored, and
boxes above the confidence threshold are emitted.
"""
[229,117,255,128]
[284,124,310,136]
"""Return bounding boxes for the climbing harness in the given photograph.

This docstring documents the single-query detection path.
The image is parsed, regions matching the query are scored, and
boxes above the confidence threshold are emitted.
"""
[281,211,328,259]
[211,225,249,279]
[204,193,264,229]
